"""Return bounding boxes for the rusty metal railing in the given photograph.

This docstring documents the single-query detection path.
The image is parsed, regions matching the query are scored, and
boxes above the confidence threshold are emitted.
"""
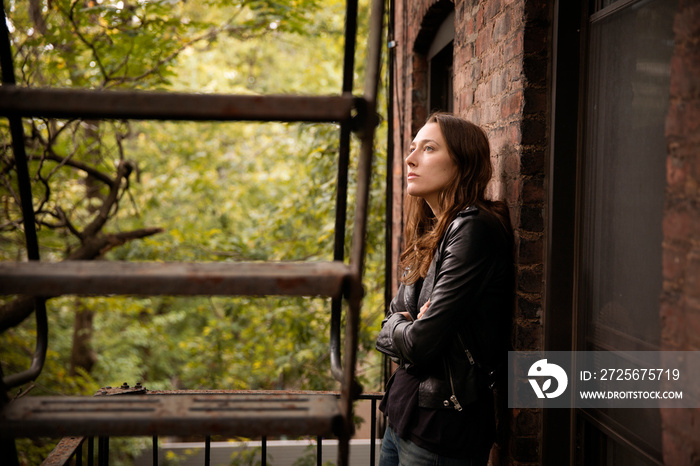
[42,391,385,466]
[0,0,386,463]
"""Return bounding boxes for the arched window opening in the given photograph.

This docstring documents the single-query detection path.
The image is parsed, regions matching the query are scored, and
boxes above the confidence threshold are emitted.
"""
[427,10,454,113]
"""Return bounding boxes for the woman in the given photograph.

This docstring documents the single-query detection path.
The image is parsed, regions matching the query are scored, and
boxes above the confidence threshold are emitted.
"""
[376,112,513,465]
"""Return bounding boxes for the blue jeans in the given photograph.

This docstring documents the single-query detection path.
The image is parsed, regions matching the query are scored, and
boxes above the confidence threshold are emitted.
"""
[378,426,490,466]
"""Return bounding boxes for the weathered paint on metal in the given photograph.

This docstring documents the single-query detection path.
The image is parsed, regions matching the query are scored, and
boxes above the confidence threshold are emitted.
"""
[1,393,344,439]
[0,261,352,298]
[41,436,84,466]
[0,87,356,123]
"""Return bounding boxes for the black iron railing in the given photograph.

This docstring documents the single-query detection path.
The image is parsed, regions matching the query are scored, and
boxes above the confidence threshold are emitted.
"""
[41,391,385,466]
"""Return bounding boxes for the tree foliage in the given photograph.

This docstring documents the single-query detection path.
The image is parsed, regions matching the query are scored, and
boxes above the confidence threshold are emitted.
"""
[1,0,387,440]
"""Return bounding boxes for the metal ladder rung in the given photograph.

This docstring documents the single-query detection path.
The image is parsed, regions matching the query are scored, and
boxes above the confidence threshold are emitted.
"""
[0,260,351,298]
[0,86,355,123]
[0,393,343,438]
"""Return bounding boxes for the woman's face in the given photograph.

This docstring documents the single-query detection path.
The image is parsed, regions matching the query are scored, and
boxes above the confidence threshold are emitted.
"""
[406,122,457,215]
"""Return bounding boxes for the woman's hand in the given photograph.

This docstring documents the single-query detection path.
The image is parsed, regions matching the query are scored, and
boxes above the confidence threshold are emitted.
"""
[417,299,430,320]
[397,299,430,321]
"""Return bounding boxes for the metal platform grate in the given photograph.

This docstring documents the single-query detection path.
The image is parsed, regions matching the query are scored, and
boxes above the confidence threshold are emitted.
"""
[0,392,343,439]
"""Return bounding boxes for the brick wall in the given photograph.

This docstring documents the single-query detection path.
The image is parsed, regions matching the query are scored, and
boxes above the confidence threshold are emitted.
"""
[389,1,551,464]
[660,0,700,464]
[390,0,700,464]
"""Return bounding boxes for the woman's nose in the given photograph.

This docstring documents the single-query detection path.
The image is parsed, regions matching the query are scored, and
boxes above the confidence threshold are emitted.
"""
[405,149,416,166]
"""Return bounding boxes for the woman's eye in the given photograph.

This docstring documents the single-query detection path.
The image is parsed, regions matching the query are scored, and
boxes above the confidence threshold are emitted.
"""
[425,145,434,152]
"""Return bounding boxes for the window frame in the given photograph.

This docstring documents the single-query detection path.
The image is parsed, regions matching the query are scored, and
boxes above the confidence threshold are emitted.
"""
[547,0,675,464]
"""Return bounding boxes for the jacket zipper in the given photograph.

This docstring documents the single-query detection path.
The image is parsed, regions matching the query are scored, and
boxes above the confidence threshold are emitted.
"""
[445,359,463,411]
[446,333,479,412]
[457,333,476,365]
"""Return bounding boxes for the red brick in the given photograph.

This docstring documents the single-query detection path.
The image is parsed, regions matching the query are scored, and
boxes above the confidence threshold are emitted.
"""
[475,81,490,103]
[684,251,700,300]
[673,2,700,39]
[663,208,692,242]
[514,408,541,436]
[661,407,700,466]
[518,296,542,320]
[662,243,688,284]
[501,90,524,119]
[502,146,521,178]
[662,430,694,466]
[666,99,700,139]
[521,149,545,177]
[518,234,543,265]
[476,27,491,56]
[482,50,497,76]
[469,58,482,81]
[669,47,700,98]
[682,302,700,348]
[523,55,548,86]
[518,264,543,294]
[493,10,512,43]
[459,40,475,62]
[524,86,548,116]
[466,16,475,35]
[524,0,549,24]
[524,24,548,56]
[485,0,502,22]
[484,102,500,125]
[522,177,545,204]
[661,406,695,432]
[666,153,688,193]
[521,117,546,146]
[490,70,508,97]
[513,321,542,351]
[660,300,683,350]
[506,177,522,206]
[520,205,544,232]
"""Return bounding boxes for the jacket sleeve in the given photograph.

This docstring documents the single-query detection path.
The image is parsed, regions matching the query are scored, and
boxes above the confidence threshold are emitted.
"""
[389,215,498,369]
[375,283,412,360]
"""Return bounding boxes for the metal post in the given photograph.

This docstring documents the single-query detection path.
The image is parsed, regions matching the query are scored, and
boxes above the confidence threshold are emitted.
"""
[152,436,158,466]
[88,437,94,466]
[76,440,83,466]
[261,436,267,466]
[385,0,396,315]
[98,437,109,466]
[370,398,377,466]
[0,0,49,393]
[330,0,358,383]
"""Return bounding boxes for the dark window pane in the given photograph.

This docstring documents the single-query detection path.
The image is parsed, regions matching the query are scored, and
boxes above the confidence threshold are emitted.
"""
[578,0,677,460]
[581,0,676,352]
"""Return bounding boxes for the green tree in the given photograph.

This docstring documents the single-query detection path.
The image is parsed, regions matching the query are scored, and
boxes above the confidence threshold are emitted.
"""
[1,1,386,461]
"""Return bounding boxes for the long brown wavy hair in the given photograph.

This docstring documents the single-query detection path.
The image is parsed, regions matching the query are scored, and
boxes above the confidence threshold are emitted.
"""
[400,112,512,284]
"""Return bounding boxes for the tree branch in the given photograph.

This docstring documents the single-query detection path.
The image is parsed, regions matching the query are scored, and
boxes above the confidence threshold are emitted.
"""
[105,20,267,88]
[0,227,164,332]
[81,160,133,239]
[36,152,115,186]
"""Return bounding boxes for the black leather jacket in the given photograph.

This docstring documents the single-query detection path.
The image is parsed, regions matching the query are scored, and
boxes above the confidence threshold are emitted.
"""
[376,206,513,410]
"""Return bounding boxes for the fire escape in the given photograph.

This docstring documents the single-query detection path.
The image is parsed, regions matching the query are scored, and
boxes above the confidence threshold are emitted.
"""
[0,0,385,464]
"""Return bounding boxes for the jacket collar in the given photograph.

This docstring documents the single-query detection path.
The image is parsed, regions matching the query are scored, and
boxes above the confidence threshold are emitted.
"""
[456,205,478,217]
